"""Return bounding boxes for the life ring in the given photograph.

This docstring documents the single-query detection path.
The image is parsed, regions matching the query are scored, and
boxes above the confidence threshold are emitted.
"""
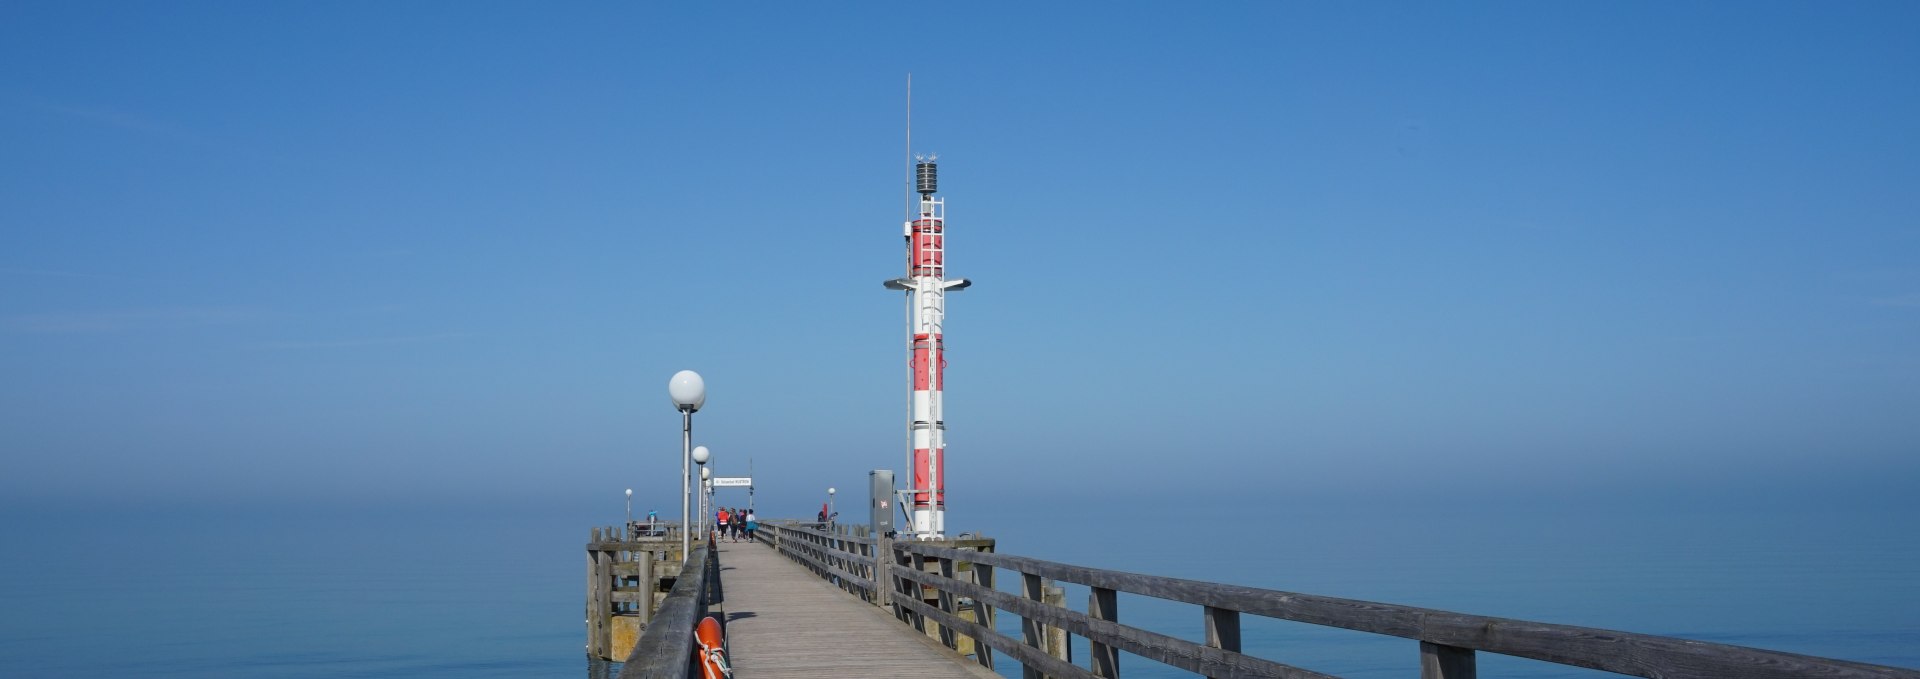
[695,615,731,679]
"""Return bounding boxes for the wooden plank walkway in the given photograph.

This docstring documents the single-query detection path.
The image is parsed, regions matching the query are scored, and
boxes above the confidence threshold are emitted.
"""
[716,541,1000,679]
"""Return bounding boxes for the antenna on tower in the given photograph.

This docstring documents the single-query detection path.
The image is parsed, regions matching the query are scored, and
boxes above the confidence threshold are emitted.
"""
[905,73,913,221]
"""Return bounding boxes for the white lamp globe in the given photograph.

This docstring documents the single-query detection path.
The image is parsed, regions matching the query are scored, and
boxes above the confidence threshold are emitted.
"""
[701,467,711,481]
[668,370,706,412]
[692,445,710,465]
[828,487,836,495]
[625,488,632,497]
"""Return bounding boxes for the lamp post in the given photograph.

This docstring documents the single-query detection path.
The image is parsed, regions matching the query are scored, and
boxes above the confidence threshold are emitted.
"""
[669,370,706,565]
[828,486,836,528]
[693,445,711,539]
[625,488,633,529]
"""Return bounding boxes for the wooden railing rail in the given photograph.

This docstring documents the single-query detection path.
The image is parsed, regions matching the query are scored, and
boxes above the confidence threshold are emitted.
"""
[891,541,1920,679]
[616,542,719,679]
[759,520,879,602]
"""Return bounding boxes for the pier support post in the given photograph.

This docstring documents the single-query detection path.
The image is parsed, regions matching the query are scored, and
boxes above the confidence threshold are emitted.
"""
[1045,582,1068,665]
[1421,641,1476,679]
[587,527,613,660]
[585,528,599,658]
[637,551,654,626]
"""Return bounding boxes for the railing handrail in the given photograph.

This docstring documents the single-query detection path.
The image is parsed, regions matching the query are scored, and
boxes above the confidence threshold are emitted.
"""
[766,519,877,545]
[752,526,1916,679]
[759,520,880,599]
[617,543,717,679]
[891,541,1919,679]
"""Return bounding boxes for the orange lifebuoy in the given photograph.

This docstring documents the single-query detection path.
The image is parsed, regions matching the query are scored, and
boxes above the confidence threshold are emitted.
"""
[695,615,731,678]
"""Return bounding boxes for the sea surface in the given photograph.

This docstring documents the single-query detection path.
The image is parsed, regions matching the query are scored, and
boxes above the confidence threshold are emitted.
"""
[3,498,1915,678]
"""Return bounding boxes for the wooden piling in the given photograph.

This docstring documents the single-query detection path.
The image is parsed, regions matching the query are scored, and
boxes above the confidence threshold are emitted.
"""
[585,524,685,662]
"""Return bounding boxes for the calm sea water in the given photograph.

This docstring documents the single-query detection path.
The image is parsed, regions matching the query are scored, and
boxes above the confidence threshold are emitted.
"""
[3,498,1915,678]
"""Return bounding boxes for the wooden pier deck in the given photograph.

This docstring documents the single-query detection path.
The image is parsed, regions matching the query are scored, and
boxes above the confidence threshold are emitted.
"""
[599,523,1919,679]
[716,541,998,679]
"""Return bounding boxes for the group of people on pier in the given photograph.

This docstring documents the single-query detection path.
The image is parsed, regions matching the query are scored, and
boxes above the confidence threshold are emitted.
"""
[716,506,755,543]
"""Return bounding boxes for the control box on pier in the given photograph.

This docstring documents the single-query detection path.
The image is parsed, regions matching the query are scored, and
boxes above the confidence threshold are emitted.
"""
[869,469,896,536]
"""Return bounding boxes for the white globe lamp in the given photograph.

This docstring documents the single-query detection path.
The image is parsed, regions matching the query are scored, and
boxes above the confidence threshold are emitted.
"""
[668,370,706,412]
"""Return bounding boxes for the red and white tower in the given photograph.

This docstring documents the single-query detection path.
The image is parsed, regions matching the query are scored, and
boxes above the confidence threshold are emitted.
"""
[886,156,969,538]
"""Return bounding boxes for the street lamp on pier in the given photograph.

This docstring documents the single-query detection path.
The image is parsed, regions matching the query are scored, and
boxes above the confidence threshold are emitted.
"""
[669,370,706,565]
[693,445,711,539]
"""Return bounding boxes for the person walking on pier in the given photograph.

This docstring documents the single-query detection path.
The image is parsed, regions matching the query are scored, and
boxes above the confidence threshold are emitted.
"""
[743,509,756,542]
[717,507,732,543]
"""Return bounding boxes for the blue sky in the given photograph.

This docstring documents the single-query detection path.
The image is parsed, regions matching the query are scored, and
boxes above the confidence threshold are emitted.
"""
[3,3,1916,519]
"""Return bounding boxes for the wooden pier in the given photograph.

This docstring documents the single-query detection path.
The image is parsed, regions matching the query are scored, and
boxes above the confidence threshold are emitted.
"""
[593,521,1920,679]
[720,539,998,678]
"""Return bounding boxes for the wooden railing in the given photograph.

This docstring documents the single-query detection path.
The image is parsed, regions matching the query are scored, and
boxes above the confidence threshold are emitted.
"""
[756,520,883,603]
[616,542,719,679]
[758,521,1919,679]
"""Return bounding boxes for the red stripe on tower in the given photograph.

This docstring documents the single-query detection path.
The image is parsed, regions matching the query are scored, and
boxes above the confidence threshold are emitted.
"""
[911,334,943,390]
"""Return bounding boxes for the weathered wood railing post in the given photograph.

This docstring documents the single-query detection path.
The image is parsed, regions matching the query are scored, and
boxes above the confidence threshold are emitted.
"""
[1420,641,1476,679]
[833,527,848,593]
[1090,586,1119,678]
[854,526,874,604]
[936,555,959,650]
[895,546,918,625]
[1204,605,1241,679]
[908,550,929,633]
[820,529,832,580]
[1020,573,1047,679]
[973,560,997,671]
[875,534,893,608]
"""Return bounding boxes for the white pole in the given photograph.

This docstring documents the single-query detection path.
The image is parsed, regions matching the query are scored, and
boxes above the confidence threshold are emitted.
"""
[681,410,691,564]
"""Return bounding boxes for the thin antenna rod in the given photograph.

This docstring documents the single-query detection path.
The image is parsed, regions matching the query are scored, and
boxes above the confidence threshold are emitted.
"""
[905,73,913,220]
